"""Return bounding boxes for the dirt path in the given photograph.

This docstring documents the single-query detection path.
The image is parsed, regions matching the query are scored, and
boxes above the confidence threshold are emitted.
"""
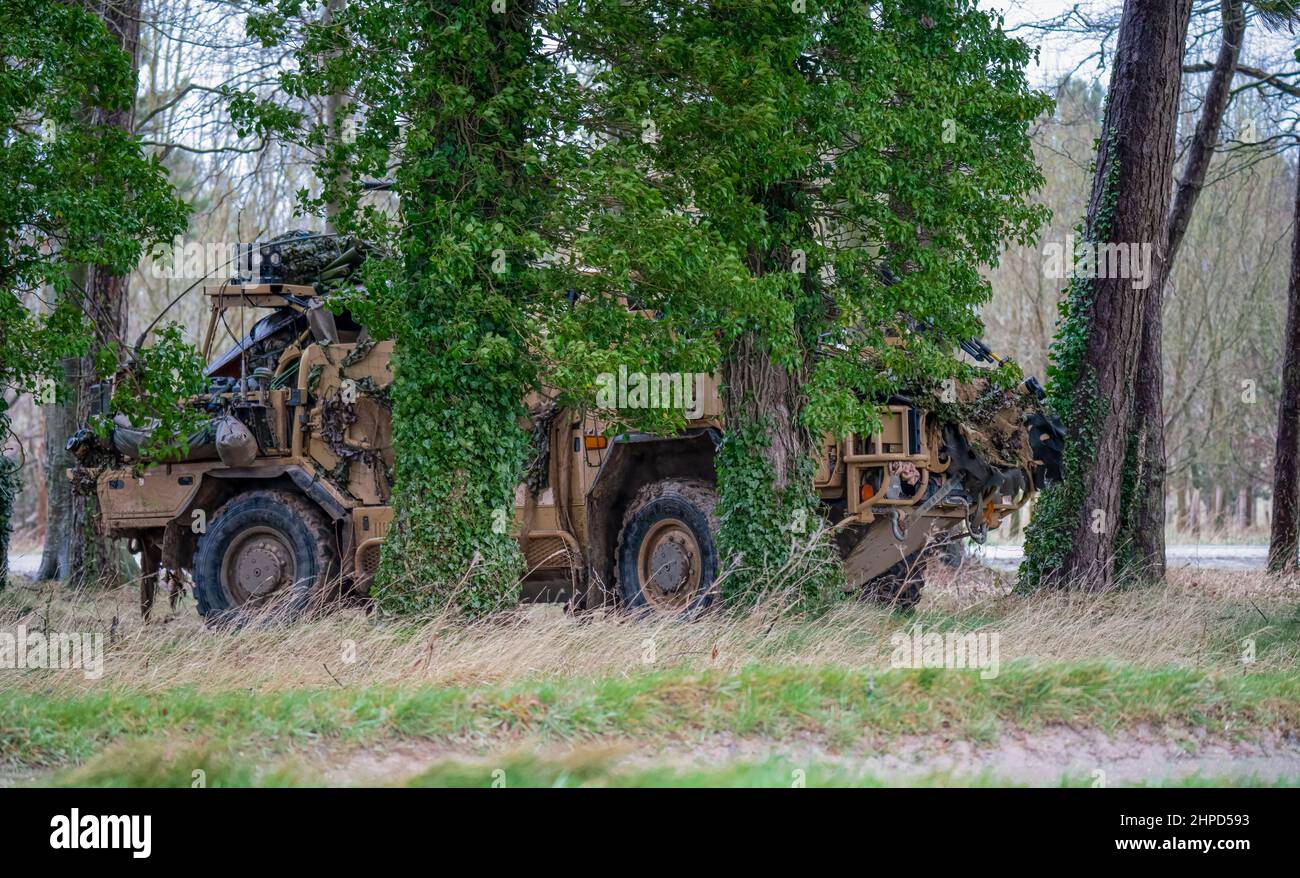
[315,726,1300,787]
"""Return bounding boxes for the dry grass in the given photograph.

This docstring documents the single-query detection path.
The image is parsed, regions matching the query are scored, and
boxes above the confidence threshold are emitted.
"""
[2,555,1297,697]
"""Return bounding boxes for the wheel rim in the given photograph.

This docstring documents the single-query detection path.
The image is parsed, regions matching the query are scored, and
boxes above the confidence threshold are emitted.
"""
[637,518,702,612]
[221,526,296,605]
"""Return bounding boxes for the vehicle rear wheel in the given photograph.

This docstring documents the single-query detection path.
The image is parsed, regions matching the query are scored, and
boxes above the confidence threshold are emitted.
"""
[193,489,338,626]
[616,480,719,615]
[860,549,925,609]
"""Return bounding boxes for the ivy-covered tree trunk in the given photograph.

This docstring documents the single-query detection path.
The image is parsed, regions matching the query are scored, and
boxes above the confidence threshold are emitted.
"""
[1021,0,1192,591]
[1267,169,1300,572]
[372,2,537,615]
[721,334,810,497]
[1125,0,1245,579]
[716,180,837,605]
[717,331,820,597]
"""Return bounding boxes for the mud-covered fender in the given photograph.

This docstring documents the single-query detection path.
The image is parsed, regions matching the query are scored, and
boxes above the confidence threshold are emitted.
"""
[580,427,721,609]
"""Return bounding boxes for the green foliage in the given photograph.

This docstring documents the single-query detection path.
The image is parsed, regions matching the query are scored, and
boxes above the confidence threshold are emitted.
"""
[714,421,842,606]
[96,324,209,461]
[0,0,188,574]
[240,1,574,614]
[541,0,1050,430]
[0,0,187,304]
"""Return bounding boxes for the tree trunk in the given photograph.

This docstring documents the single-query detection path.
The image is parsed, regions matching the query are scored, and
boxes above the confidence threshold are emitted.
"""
[1165,0,1244,261]
[717,329,820,597]
[1129,308,1168,573]
[35,356,79,581]
[1268,169,1300,572]
[1055,0,1192,589]
[67,266,139,588]
[721,332,813,495]
[715,181,824,596]
[374,2,540,615]
[58,0,144,587]
[33,405,47,544]
[1126,0,1244,578]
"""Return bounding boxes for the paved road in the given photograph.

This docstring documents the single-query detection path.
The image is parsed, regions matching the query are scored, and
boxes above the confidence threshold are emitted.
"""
[976,543,1269,573]
[8,552,39,578]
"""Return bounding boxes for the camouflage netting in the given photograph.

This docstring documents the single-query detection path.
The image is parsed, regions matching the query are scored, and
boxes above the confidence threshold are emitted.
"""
[312,342,395,499]
[258,230,365,286]
[524,399,560,495]
[317,385,392,499]
[947,378,1037,471]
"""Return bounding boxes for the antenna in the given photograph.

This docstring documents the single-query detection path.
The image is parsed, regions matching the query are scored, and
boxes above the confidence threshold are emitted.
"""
[133,232,344,353]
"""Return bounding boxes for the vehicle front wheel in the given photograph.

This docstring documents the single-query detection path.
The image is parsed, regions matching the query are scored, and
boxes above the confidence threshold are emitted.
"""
[193,489,338,626]
[616,479,719,615]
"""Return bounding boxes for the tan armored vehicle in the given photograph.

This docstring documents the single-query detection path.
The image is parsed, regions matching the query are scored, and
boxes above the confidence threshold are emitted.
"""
[75,239,1060,622]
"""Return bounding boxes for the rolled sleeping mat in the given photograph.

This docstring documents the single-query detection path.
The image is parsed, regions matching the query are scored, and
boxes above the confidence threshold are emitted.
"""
[109,414,219,463]
[214,414,258,468]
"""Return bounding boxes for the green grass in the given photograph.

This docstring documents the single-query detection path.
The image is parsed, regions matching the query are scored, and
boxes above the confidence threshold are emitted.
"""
[5,660,1299,772]
[43,744,307,788]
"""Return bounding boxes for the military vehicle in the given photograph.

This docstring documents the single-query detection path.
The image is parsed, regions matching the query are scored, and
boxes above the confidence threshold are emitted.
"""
[71,233,1062,622]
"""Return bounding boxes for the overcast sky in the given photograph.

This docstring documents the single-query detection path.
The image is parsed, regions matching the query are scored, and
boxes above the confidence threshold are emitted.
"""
[986,0,1114,85]
[987,0,1300,92]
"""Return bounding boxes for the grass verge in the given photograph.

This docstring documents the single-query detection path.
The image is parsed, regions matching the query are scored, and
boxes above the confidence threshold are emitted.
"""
[5,660,1299,771]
